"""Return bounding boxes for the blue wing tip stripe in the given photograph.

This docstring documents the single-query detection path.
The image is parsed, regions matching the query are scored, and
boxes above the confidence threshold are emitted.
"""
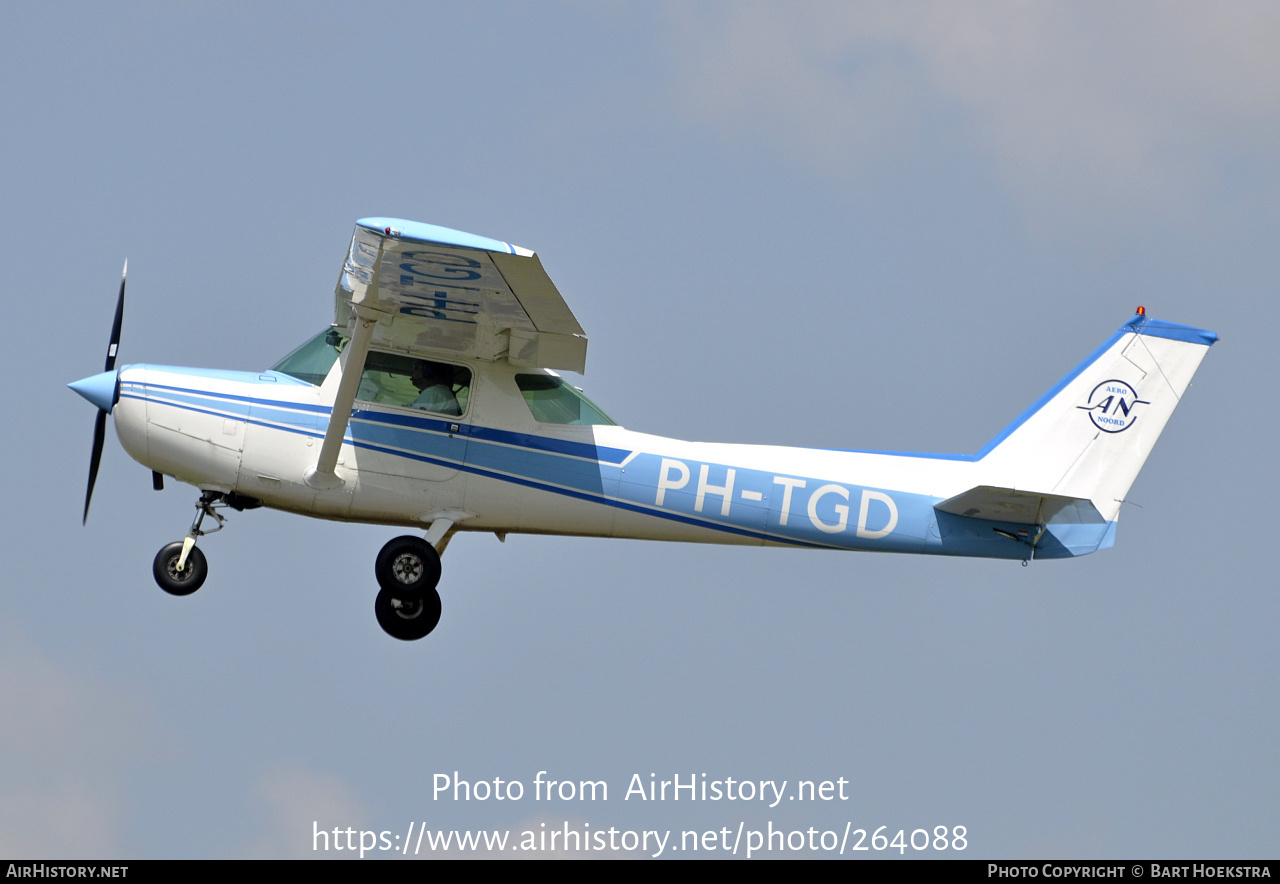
[357,217,525,256]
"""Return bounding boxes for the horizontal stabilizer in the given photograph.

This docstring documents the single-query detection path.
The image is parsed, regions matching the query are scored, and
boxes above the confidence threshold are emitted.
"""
[935,486,1105,526]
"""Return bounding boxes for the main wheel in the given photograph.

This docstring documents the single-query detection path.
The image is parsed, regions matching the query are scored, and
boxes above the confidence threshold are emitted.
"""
[375,535,441,594]
[375,585,442,641]
[153,542,208,596]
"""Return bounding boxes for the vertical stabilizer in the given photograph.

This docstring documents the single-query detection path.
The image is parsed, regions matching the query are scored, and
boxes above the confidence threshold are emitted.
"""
[978,313,1216,523]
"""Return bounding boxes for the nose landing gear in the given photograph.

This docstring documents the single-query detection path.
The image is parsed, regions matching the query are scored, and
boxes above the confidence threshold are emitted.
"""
[152,491,260,596]
[152,492,227,596]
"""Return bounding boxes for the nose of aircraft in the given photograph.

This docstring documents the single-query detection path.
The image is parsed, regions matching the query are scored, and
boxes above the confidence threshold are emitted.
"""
[68,369,120,413]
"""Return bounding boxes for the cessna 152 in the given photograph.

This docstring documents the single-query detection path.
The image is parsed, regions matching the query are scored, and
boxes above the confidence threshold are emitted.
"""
[70,218,1218,640]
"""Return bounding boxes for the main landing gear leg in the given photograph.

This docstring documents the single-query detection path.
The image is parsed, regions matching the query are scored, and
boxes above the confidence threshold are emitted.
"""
[372,520,453,641]
[152,491,226,596]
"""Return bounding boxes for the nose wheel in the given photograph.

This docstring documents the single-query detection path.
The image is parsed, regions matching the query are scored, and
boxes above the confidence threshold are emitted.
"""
[152,491,228,596]
[374,535,443,640]
[153,542,208,595]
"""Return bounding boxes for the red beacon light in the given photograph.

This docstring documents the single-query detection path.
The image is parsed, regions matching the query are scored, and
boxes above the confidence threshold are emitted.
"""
[1136,305,1146,316]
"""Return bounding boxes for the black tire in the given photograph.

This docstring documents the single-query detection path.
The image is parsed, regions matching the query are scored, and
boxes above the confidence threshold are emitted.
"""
[375,585,441,641]
[153,542,207,596]
[374,535,441,594]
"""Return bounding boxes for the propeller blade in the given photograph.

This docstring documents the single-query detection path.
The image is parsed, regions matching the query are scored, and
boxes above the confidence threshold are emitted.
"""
[82,261,127,524]
[84,409,107,524]
[104,260,126,373]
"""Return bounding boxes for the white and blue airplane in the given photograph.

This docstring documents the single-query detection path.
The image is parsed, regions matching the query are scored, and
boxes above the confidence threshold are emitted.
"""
[70,218,1218,640]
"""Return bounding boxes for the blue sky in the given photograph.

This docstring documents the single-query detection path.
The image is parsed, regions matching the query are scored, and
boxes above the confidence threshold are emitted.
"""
[3,2,1276,858]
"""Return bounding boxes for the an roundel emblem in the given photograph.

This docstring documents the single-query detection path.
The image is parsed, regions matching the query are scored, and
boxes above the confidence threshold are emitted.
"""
[1077,379,1149,433]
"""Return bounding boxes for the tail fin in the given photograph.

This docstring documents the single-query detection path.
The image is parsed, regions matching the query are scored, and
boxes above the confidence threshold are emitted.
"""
[977,312,1217,524]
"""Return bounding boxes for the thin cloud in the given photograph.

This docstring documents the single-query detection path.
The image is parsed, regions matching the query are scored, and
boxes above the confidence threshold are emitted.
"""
[667,2,1280,221]
[239,766,372,859]
[0,628,157,857]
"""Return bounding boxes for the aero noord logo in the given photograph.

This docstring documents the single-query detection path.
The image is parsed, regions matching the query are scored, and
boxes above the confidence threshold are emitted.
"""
[1077,380,1149,433]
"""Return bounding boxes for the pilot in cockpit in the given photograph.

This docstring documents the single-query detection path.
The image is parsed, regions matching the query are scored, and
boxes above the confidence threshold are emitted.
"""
[410,361,461,415]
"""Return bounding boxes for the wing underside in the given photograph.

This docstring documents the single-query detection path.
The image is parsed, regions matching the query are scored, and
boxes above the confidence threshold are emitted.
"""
[334,218,587,372]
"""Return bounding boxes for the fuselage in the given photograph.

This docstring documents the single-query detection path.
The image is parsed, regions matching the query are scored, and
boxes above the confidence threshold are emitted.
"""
[67,217,1217,643]
[111,353,1108,562]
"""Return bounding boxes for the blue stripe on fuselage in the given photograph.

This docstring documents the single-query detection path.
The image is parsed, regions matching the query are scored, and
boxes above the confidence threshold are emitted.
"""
[128,379,1106,557]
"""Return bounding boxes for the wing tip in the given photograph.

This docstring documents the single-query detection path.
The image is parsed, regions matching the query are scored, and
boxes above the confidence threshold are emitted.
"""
[356,217,533,257]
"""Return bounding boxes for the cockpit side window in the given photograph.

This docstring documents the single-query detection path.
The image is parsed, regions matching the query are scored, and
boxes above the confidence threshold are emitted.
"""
[514,374,615,426]
[357,352,471,417]
[270,328,345,385]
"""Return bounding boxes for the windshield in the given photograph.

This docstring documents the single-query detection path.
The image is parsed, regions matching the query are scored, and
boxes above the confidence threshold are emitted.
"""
[270,328,345,385]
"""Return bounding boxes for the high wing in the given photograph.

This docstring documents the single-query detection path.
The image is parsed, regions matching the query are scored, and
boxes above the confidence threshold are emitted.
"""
[308,218,587,490]
[334,217,587,373]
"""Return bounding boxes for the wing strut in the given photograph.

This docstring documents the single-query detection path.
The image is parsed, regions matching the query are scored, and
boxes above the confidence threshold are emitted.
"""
[305,308,379,489]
